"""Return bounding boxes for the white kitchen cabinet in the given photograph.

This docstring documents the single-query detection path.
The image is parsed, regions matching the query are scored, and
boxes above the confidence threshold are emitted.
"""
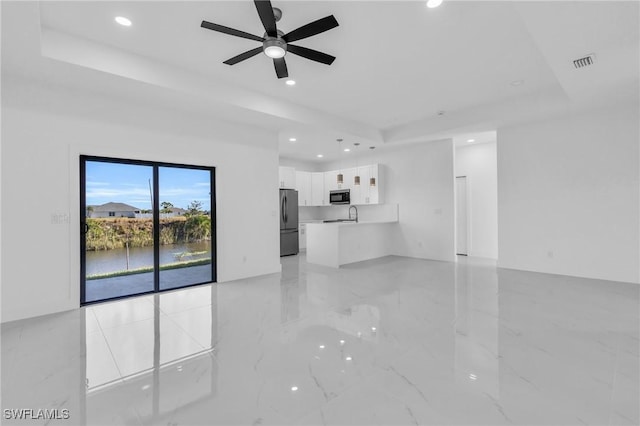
[350,164,381,204]
[280,164,381,205]
[341,167,356,192]
[311,172,325,206]
[368,164,381,204]
[324,170,339,196]
[295,171,312,206]
[278,166,296,189]
[351,166,370,204]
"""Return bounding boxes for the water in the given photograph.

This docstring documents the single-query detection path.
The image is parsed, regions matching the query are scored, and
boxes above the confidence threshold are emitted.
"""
[85,241,211,275]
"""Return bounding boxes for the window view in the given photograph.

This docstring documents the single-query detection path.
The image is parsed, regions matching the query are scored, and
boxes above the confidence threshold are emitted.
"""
[159,166,213,291]
[81,157,215,304]
[84,161,155,302]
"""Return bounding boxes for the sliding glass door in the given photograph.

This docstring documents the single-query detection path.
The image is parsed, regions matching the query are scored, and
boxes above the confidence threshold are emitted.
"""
[80,156,215,304]
[158,166,213,291]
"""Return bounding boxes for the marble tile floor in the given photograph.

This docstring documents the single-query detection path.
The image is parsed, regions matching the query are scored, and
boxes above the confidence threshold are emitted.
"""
[1,254,638,425]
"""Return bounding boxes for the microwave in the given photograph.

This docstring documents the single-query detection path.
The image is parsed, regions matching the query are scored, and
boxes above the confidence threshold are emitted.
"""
[330,189,350,205]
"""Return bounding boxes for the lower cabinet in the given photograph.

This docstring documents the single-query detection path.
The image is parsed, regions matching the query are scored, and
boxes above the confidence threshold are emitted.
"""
[299,223,307,250]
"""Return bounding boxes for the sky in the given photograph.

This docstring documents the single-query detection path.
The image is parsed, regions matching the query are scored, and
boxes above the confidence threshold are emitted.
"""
[85,161,212,211]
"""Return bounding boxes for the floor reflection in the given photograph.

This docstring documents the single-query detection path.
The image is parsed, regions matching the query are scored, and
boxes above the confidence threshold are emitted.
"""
[82,287,218,425]
[454,259,499,399]
[1,255,637,425]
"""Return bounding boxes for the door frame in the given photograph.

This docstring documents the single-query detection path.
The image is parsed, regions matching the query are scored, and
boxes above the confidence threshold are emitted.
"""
[455,175,469,256]
[80,155,216,305]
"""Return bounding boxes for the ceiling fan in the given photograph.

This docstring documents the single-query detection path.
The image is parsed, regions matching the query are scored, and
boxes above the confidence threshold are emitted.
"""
[201,0,339,79]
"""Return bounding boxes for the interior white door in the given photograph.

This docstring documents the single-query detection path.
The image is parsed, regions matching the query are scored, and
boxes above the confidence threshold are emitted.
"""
[456,176,468,255]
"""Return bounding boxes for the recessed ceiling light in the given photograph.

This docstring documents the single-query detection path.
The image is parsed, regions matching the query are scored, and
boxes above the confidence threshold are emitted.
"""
[510,80,524,86]
[291,386,298,391]
[426,0,443,8]
[344,148,350,152]
[289,137,297,142]
[317,154,323,158]
[345,356,352,361]
[115,16,132,27]
[467,139,475,143]
[286,80,296,86]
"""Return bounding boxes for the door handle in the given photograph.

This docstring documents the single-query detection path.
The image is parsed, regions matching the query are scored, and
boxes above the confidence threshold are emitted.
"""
[82,223,89,234]
[284,195,288,222]
[280,197,287,222]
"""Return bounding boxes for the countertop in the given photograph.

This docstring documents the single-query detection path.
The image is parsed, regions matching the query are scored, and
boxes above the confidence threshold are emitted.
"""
[306,220,398,226]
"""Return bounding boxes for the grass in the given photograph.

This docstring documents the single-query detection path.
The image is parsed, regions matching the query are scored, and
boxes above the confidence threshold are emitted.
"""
[86,258,211,280]
[173,250,209,260]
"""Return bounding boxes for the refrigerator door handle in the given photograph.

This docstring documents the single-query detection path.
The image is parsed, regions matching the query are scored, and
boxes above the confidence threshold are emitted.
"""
[284,195,288,223]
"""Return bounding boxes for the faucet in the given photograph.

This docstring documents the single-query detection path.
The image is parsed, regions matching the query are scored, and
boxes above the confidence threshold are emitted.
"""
[349,205,358,223]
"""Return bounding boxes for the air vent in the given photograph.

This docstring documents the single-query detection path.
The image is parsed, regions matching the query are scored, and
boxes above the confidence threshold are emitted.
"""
[573,54,596,69]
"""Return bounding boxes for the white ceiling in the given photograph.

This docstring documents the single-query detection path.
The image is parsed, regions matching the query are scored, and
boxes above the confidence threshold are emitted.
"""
[3,1,638,162]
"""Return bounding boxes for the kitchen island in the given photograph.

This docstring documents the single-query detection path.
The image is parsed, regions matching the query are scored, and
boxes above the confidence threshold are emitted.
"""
[306,220,398,268]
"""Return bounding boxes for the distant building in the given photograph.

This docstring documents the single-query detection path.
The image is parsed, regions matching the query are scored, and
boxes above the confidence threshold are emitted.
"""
[87,202,141,218]
[135,207,188,219]
[166,207,187,216]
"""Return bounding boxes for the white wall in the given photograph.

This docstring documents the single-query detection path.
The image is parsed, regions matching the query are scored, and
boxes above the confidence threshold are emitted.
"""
[455,142,498,259]
[497,105,639,283]
[279,157,324,172]
[324,140,456,262]
[1,80,282,323]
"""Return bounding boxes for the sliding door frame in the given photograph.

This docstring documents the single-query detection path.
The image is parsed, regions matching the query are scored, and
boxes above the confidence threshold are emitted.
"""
[80,155,216,305]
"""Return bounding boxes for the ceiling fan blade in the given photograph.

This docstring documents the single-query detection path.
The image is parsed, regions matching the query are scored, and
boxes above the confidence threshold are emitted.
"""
[201,20,264,42]
[223,47,264,65]
[287,44,336,65]
[254,0,278,37]
[273,57,288,79]
[283,15,339,43]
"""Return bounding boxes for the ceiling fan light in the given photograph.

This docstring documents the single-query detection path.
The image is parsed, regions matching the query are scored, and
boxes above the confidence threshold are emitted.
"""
[263,39,287,59]
[264,45,285,58]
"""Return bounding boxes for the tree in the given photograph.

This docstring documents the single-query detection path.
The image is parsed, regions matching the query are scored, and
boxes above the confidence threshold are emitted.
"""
[186,200,203,217]
[160,201,174,214]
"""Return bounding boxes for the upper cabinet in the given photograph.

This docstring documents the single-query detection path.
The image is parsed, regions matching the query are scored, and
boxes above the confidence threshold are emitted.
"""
[351,166,369,205]
[295,171,312,206]
[348,164,381,205]
[279,166,296,189]
[311,173,325,206]
[280,164,382,206]
[364,164,382,204]
[324,169,339,195]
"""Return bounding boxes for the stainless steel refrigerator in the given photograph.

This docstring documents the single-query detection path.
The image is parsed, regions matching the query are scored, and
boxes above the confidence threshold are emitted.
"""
[280,189,299,256]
